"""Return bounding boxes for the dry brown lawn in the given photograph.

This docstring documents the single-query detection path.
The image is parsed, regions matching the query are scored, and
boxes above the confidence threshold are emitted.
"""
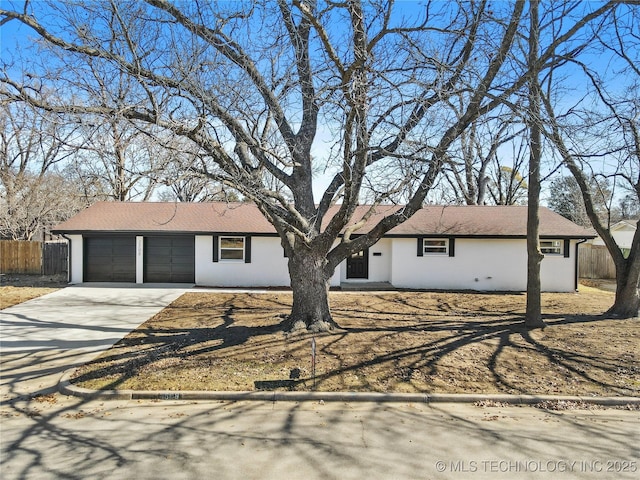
[1,274,66,309]
[71,285,639,397]
[1,286,61,309]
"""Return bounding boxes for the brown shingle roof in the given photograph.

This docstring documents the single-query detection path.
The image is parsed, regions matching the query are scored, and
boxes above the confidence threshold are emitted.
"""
[53,202,273,234]
[358,205,594,237]
[52,202,594,238]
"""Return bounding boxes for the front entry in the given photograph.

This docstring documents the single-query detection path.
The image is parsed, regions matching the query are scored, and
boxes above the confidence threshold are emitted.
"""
[346,248,369,279]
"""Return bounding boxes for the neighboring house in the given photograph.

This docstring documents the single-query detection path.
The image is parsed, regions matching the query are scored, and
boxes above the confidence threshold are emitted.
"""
[592,220,637,257]
[52,202,594,292]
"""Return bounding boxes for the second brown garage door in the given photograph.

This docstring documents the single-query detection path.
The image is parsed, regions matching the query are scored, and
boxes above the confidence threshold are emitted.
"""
[144,236,195,283]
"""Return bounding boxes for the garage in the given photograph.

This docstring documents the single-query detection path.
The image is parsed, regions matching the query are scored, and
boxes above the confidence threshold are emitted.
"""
[144,236,195,283]
[84,236,136,282]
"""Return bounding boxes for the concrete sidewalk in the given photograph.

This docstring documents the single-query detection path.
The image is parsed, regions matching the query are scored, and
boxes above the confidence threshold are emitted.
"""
[0,285,187,402]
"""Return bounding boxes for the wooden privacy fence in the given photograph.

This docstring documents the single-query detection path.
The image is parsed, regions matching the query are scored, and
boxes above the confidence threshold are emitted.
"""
[0,240,68,275]
[579,244,616,280]
[1,240,42,274]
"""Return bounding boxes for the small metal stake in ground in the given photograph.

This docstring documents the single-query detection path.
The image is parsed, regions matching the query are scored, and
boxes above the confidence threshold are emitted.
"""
[311,337,316,390]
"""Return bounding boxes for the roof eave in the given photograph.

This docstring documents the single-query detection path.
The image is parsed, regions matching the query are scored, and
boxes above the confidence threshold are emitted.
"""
[52,229,597,239]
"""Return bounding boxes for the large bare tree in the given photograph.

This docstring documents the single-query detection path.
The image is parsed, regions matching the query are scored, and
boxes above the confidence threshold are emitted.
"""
[541,3,640,317]
[1,0,618,329]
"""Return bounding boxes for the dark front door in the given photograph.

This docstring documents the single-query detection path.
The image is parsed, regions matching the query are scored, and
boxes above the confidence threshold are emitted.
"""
[346,248,369,279]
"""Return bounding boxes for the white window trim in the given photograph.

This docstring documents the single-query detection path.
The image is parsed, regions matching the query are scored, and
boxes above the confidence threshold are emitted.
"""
[540,239,562,255]
[219,236,245,262]
[423,238,449,255]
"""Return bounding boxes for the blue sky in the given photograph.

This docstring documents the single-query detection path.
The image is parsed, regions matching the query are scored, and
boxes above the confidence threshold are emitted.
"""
[1,1,636,205]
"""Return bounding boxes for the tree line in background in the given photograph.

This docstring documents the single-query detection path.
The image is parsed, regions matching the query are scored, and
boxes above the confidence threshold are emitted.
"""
[0,99,240,241]
[1,0,638,325]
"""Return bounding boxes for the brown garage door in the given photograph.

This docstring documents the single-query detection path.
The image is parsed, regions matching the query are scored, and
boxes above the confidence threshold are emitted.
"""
[84,236,136,282]
[144,236,195,283]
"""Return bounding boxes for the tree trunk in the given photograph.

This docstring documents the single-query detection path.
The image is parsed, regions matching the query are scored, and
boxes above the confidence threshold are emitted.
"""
[525,221,546,328]
[525,102,544,328]
[608,261,640,318]
[525,0,546,329]
[282,249,339,333]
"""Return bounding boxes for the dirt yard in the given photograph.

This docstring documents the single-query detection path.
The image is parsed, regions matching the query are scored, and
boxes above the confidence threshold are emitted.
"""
[71,285,639,397]
[0,274,67,309]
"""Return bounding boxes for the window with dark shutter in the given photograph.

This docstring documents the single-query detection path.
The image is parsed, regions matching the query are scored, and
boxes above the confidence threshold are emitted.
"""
[423,239,449,255]
[418,238,453,256]
[540,239,563,255]
[214,236,247,262]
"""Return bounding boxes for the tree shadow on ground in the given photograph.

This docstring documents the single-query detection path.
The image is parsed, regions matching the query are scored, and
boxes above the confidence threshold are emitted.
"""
[3,291,638,480]
[322,311,636,394]
[67,292,639,397]
[4,392,638,480]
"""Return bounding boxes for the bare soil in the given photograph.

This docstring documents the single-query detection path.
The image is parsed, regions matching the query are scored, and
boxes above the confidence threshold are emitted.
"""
[71,284,639,396]
[0,274,67,309]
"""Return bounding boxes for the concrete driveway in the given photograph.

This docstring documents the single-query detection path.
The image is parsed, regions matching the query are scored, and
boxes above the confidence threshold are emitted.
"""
[1,285,188,401]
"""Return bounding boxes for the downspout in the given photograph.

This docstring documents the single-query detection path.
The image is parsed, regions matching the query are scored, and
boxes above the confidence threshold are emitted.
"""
[61,234,72,284]
[574,238,588,291]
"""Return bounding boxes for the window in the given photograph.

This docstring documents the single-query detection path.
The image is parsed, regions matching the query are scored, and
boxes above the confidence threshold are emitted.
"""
[424,238,449,255]
[540,239,562,255]
[220,236,245,261]
[213,236,251,263]
[417,237,455,257]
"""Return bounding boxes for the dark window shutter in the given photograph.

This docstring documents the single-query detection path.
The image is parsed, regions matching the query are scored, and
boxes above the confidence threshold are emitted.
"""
[417,237,424,257]
[564,239,570,258]
[245,236,252,263]
[212,236,219,262]
[449,238,456,257]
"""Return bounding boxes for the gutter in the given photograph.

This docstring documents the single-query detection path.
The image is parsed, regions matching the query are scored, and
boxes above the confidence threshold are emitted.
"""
[575,238,588,291]
[60,234,72,284]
